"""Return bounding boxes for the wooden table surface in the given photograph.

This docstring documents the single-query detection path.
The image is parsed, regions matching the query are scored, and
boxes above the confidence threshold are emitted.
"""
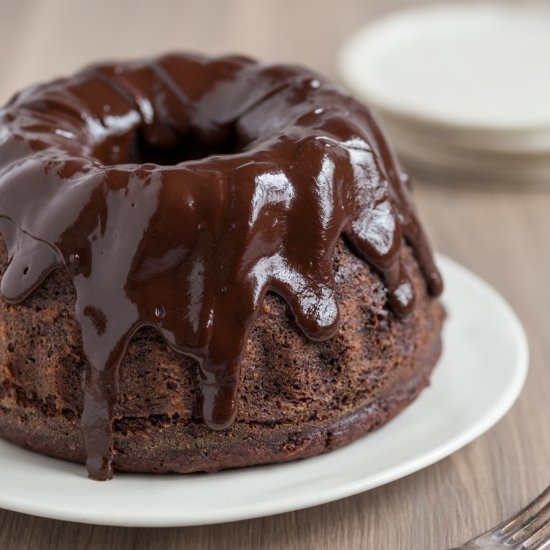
[0,1,548,548]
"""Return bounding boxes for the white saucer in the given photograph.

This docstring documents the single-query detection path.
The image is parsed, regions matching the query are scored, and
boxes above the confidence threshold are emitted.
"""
[338,3,550,185]
[0,255,528,527]
[339,3,550,130]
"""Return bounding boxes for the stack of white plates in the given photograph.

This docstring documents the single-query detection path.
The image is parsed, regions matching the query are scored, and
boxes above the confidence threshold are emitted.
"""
[338,3,550,185]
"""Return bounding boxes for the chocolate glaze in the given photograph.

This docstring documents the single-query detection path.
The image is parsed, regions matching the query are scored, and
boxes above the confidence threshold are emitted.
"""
[0,54,442,480]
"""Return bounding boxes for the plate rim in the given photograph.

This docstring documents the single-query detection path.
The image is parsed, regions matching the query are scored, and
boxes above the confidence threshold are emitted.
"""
[0,254,529,526]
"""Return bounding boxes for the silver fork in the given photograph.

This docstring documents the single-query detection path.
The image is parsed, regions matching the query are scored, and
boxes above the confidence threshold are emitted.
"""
[450,486,550,549]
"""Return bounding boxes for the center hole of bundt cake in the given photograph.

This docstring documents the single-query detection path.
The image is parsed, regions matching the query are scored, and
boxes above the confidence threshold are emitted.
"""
[124,125,244,166]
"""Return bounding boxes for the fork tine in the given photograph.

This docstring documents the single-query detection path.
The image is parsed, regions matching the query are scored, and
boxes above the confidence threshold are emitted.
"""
[508,500,550,545]
[458,487,550,549]
[521,520,550,549]
[499,486,550,538]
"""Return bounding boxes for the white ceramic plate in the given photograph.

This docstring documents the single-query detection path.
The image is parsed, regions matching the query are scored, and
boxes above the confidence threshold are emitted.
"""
[0,255,528,527]
[338,3,550,131]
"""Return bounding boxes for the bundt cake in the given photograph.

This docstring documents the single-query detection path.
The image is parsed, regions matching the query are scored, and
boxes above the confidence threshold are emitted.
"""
[0,53,444,480]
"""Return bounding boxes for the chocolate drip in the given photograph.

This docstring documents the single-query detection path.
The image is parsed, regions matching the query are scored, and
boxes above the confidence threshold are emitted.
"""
[0,54,442,480]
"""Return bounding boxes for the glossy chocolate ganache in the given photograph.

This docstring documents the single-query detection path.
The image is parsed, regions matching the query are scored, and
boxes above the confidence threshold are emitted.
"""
[0,53,442,480]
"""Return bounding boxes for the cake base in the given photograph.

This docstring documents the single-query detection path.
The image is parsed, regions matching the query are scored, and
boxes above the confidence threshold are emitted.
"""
[0,343,438,474]
[0,238,444,475]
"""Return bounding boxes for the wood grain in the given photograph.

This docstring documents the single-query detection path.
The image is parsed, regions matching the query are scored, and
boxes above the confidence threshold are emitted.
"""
[0,1,548,548]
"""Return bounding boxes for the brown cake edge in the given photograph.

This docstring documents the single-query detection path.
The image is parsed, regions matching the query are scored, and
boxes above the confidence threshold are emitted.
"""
[0,336,440,475]
[0,235,445,476]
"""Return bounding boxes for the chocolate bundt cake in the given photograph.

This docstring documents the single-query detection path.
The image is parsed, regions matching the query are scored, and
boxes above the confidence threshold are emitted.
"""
[0,53,444,480]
